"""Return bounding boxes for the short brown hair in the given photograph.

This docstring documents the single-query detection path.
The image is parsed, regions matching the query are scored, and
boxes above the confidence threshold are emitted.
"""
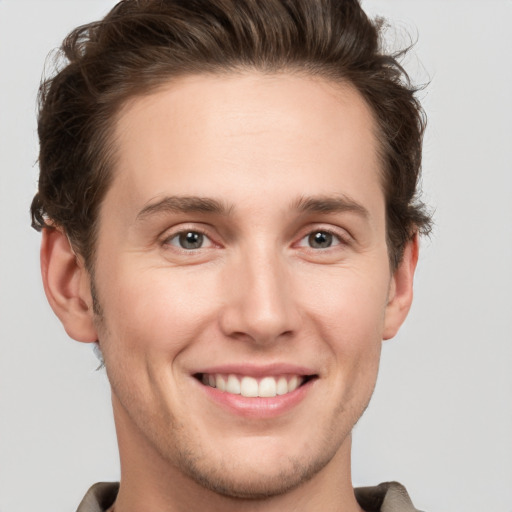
[31,0,431,270]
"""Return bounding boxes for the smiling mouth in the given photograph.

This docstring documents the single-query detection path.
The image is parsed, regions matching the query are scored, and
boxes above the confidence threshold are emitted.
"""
[194,373,316,398]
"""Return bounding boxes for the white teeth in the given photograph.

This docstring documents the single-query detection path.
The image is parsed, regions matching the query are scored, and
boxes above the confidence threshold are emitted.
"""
[216,375,226,391]
[259,377,277,397]
[202,374,306,397]
[226,374,241,394]
[288,376,300,392]
[276,376,288,395]
[240,376,259,397]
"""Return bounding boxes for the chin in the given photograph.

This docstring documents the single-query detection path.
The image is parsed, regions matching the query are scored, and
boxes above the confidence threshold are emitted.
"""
[173,444,338,500]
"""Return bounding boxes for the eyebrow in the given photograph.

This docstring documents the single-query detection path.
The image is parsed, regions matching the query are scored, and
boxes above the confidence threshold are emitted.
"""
[292,194,370,219]
[136,196,233,221]
[135,193,370,222]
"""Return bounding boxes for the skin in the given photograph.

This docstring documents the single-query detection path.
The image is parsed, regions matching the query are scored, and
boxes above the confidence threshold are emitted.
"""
[41,72,418,512]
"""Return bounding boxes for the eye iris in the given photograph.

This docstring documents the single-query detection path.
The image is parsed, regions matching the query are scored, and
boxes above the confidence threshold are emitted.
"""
[179,232,203,249]
[309,231,332,249]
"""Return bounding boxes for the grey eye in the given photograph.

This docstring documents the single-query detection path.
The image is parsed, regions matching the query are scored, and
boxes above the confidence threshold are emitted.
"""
[166,229,215,251]
[308,231,334,249]
[178,231,204,249]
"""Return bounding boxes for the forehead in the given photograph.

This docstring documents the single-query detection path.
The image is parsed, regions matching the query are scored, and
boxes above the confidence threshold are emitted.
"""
[107,72,382,220]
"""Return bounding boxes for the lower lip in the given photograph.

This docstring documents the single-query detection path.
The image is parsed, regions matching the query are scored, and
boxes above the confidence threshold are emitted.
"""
[196,378,315,419]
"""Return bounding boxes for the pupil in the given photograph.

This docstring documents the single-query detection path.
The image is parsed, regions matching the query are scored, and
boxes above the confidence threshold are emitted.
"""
[309,231,332,248]
[179,232,203,249]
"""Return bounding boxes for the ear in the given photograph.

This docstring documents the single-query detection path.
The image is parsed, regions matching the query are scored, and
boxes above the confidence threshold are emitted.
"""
[40,228,98,343]
[382,234,419,340]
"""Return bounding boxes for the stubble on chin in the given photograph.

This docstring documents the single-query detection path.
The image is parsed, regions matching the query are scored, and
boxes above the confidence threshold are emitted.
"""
[166,439,339,500]
[143,411,353,501]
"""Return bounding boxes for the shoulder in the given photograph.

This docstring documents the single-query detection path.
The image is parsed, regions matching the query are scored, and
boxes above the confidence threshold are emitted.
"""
[76,482,119,512]
[355,481,423,512]
[76,480,422,512]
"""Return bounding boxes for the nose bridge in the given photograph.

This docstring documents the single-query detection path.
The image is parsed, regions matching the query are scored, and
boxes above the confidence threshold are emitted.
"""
[219,241,298,343]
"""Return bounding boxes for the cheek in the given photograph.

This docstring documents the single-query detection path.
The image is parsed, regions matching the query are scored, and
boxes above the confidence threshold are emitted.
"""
[95,267,219,416]
[96,265,221,357]
[298,262,388,403]
[301,264,390,344]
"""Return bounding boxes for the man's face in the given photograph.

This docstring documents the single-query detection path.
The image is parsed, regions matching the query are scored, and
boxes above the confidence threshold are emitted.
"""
[89,72,408,497]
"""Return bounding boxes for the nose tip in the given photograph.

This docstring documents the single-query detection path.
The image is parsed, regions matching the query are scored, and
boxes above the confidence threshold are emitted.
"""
[218,255,299,345]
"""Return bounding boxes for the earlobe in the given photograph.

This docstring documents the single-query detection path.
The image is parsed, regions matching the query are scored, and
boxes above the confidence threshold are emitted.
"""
[40,228,98,343]
[382,234,419,340]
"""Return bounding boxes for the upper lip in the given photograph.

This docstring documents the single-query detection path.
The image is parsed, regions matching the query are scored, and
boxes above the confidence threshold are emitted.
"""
[192,363,318,378]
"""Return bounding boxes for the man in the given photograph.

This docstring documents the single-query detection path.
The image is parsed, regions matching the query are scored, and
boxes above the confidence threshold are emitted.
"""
[31,0,431,510]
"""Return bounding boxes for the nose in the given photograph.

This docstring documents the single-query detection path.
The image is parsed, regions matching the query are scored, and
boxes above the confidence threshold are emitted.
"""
[218,248,300,346]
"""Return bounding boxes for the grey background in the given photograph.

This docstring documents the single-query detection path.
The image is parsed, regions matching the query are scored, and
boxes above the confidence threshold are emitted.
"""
[1,1,511,511]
